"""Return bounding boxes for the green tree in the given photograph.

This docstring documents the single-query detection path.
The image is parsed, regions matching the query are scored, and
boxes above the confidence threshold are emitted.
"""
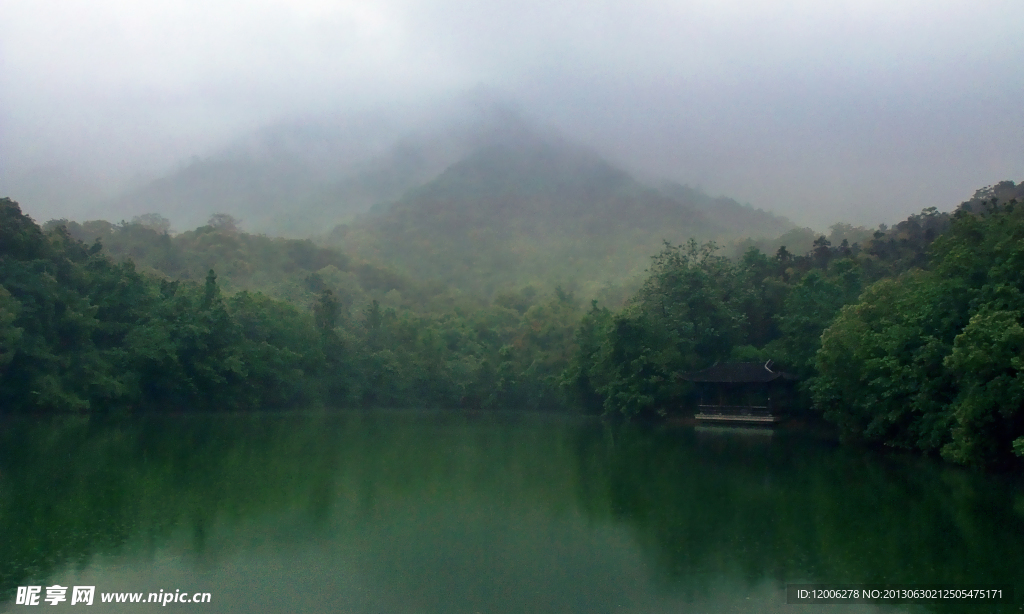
[810,197,1024,467]
[563,240,745,417]
[0,285,23,375]
[942,310,1024,465]
[769,261,860,378]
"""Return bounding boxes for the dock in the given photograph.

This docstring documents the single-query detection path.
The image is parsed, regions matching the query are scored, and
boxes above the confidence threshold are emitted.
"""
[694,413,782,425]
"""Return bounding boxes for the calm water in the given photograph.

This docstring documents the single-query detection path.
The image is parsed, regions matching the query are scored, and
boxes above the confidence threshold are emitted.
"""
[1,410,1022,613]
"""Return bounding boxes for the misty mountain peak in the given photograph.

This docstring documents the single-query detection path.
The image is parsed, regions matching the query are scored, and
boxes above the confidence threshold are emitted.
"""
[410,137,631,209]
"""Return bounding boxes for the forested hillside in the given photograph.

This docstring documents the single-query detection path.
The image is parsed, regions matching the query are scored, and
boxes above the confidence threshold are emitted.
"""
[85,110,798,303]
[564,181,1024,468]
[46,214,446,314]
[812,183,1024,468]
[4,180,1024,469]
[102,125,460,238]
[94,99,563,236]
[658,182,794,238]
[327,137,790,298]
[0,198,584,412]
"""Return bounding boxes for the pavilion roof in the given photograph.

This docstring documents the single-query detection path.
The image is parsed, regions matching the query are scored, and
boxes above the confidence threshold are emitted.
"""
[679,361,797,383]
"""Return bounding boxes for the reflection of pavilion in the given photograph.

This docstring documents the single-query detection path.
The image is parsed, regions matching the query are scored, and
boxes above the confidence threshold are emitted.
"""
[680,361,796,425]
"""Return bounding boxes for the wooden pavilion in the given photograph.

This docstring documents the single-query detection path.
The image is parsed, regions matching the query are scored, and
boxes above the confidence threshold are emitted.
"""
[680,361,796,425]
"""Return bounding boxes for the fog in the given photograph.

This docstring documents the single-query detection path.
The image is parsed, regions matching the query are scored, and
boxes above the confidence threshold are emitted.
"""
[2,0,1022,229]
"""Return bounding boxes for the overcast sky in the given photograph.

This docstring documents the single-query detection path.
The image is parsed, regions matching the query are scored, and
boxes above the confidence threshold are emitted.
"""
[1,0,1022,228]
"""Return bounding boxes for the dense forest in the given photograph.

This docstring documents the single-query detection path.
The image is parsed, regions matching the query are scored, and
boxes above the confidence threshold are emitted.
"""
[2,180,1023,468]
[0,196,582,412]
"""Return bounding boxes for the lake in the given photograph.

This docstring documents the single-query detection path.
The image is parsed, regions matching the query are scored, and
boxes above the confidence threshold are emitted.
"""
[1,410,1021,613]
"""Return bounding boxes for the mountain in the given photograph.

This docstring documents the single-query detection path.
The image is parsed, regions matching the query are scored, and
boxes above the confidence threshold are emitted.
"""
[94,116,417,233]
[262,130,476,237]
[657,183,794,239]
[326,135,778,298]
[76,96,797,300]
[95,94,552,236]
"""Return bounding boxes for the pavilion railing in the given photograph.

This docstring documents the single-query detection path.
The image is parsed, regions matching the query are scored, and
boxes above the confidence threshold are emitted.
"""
[696,405,773,417]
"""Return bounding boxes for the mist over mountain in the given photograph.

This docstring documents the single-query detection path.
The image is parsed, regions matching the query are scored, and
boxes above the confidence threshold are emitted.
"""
[93,117,420,233]
[92,95,557,235]
[37,95,798,299]
[71,93,802,251]
[657,183,794,239]
[327,132,791,297]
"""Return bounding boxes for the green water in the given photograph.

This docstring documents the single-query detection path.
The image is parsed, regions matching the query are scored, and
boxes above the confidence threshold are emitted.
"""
[1,410,1021,613]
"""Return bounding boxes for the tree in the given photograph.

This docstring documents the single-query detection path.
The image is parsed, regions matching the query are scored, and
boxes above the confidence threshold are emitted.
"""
[769,260,860,378]
[563,240,745,417]
[314,289,341,332]
[207,213,241,233]
[131,213,173,234]
[0,285,22,374]
[810,197,1024,467]
[202,269,220,309]
[942,310,1024,466]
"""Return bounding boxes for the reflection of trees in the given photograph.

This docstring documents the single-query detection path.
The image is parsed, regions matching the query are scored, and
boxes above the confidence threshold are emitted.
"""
[0,414,345,599]
[1,414,1022,612]
[574,424,1024,612]
[0,412,585,600]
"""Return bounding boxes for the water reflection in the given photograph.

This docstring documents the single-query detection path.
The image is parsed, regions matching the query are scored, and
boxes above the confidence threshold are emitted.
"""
[0,411,1021,613]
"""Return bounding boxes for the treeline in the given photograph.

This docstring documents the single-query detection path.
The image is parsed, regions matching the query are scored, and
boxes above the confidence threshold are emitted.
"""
[1,198,318,411]
[45,213,450,313]
[0,198,579,412]
[812,194,1024,468]
[323,140,751,301]
[4,180,1024,468]
[565,181,1024,468]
